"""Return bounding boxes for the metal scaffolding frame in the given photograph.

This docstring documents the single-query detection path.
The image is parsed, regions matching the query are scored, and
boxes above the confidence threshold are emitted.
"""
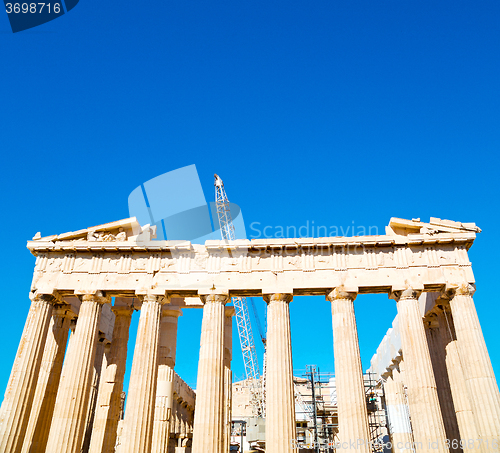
[294,367,387,453]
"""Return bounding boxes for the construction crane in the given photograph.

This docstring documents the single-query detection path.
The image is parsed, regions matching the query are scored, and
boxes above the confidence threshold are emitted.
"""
[214,174,261,385]
[214,175,316,433]
[214,175,306,425]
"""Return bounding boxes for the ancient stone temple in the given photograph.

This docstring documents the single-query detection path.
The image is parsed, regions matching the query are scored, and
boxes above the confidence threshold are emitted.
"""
[0,216,498,453]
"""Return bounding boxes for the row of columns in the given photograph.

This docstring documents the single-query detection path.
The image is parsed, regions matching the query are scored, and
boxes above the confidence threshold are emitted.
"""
[395,288,449,453]
[450,286,500,450]
[384,285,500,453]
[261,286,500,453]
[23,306,73,452]
[1,284,499,453]
[0,293,201,453]
[384,363,414,453]
[89,305,133,453]
[436,308,478,450]
[0,295,55,453]
[424,311,461,453]
[193,290,372,453]
[170,395,195,448]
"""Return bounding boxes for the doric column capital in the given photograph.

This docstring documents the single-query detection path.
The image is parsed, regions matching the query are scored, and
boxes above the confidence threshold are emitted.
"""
[80,292,111,305]
[443,282,476,299]
[139,293,167,304]
[391,287,422,301]
[98,330,111,345]
[435,303,453,320]
[112,305,134,317]
[113,296,134,315]
[52,304,75,318]
[423,312,439,329]
[326,287,357,302]
[199,294,229,305]
[161,305,183,318]
[263,293,293,304]
[30,289,65,305]
[30,293,58,305]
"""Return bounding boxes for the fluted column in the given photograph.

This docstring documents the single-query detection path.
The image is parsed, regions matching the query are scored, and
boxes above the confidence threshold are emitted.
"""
[175,399,182,439]
[223,307,234,453]
[384,371,414,453]
[436,306,478,453]
[179,402,186,438]
[0,295,55,453]
[265,293,296,453]
[88,304,133,453]
[188,406,195,434]
[45,293,109,453]
[393,288,449,453]
[424,314,461,453]
[181,401,188,439]
[170,399,177,438]
[151,306,182,453]
[327,288,370,453]
[22,305,72,453]
[118,294,163,453]
[192,293,228,453]
[448,284,500,452]
[81,334,108,453]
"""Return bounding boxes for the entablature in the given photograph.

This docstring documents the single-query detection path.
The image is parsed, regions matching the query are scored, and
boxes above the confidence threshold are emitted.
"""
[27,217,479,300]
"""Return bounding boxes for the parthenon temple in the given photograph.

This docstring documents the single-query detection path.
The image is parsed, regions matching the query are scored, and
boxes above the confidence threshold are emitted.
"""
[0,216,499,453]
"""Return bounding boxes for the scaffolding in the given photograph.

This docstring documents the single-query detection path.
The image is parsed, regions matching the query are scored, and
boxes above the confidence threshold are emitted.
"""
[365,372,388,452]
[293,367,387,453]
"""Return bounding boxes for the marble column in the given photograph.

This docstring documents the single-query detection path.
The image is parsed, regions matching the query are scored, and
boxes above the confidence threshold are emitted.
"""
[45,293,109,453]
[188,406,195,435]
[176,399,183,441]
[223,307,234,453]
[327,288,371,453]
[448,285,500,452]
[118,294,163,453]
[265,293,296,453]
[81,334,108,453]
[192,293,228,453]
[384,371,414,453]
[22,305,72,453]
[88,304,133,453]
[151,306,182,453]
[424,313,461,453]
[170,399,177,439]
[394,288,449,453]
[436,306,479,453]
[187,405,194,437]
[180,403,187,439]
[180,402,187,438]
[0,295,55,453]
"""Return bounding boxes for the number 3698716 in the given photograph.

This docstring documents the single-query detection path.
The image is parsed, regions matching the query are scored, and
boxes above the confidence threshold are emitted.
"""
[5,3,62,13]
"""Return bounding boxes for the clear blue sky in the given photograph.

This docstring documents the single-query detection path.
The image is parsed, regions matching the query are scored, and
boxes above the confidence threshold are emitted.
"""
[0,0,499,393]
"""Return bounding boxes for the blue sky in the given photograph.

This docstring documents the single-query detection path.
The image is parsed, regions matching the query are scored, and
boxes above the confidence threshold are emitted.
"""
[0,0,499,393]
